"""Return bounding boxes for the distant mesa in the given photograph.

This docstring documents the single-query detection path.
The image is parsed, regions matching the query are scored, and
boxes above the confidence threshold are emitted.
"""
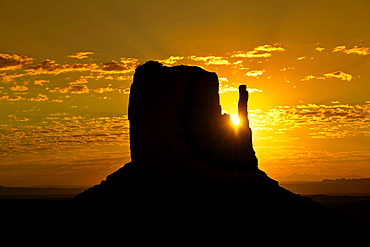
[75,61,343,228]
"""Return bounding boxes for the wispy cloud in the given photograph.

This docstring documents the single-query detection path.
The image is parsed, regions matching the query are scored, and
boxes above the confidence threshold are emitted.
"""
[245,70,265,77]
[100,60,137,74]
[26,59,99,75]
[231,44,285,58]
[68,51,95,59]
[301,71,352,81]
[250,103,370,139]
[188,55,231,65]
[156,56,184,65]
[219,85,263,94]
[0,72,25,83]
[33,79,49,86]
[0,114,130,154]
[10,85,28,91]
[25,58,138,76]
[0,93,49,102]
[29,94,49,101]
[324,71,352,81]
[8,114,30,122]
[94,86,115,93]
[0,95,24,101]
[120,58,139,65]
[333,45,370,56]
[49,78,90,94]
[68,84,90,94]
[0,54,33,71]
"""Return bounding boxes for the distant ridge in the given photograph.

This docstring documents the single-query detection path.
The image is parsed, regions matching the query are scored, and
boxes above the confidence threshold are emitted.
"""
[283,178,370,195]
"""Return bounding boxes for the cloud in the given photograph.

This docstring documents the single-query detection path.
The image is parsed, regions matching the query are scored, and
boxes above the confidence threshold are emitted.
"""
[71,78,88,84]
[333,46,370,56]
[68,52,95,59]
[10,85,28,91]
[254,44,285,53]
[99,58,139,74]
[49,78,90,94]
[24,57,139,76]
[250,103,370,139]
[26,59,99,75]
[156,56,184,65]
[94,86,115,93]
[8,114,30,122]
[188,55,231,65]
[0,54,33,71]
[0,95,24,101]
[301,75,320,81]
[0,115,130,156]
[248,88,263,93]
[301,71,352,81]
[0,72,25,83]
[48,87,69,94]
[116,75,133,81]
[47,77,127,95]
[29,94,49,101]
[119,88,130,94]
[52,99,63,103]
[218,77,228,83]
[246,70,265,77]
[315,47,325,52]
[231,44,285,58]
[100,60,136,73]
[120,58,139,65]
[34,79,49,86]
[68,84,90,94]
[219,85,263,94]
[324,71,352,81]
[98,58,140,74]
[50,85,89,94]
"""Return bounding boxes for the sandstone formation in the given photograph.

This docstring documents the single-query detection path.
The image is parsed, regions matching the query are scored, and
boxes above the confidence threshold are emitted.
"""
[74,61,343,230]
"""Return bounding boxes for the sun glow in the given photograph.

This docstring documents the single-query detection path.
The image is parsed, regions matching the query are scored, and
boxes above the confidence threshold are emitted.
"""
[230,113,240,126]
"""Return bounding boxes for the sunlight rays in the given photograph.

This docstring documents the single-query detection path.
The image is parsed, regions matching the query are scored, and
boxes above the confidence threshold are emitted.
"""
[230,113,240,127]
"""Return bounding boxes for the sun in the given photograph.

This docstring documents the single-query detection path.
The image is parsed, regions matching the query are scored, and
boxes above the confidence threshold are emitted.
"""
[230,113,240,126]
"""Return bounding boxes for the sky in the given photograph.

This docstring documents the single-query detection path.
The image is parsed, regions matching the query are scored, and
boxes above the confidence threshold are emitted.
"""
[0,0,369,186]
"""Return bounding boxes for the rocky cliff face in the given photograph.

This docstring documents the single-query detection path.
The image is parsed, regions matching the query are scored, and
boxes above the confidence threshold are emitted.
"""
[74,61,342,229]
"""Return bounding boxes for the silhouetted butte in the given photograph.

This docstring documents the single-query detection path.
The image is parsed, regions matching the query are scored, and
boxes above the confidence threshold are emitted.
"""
[75,61,343,229]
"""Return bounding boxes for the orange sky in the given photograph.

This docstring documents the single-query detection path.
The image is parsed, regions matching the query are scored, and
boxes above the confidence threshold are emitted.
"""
[0,0,369,186]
